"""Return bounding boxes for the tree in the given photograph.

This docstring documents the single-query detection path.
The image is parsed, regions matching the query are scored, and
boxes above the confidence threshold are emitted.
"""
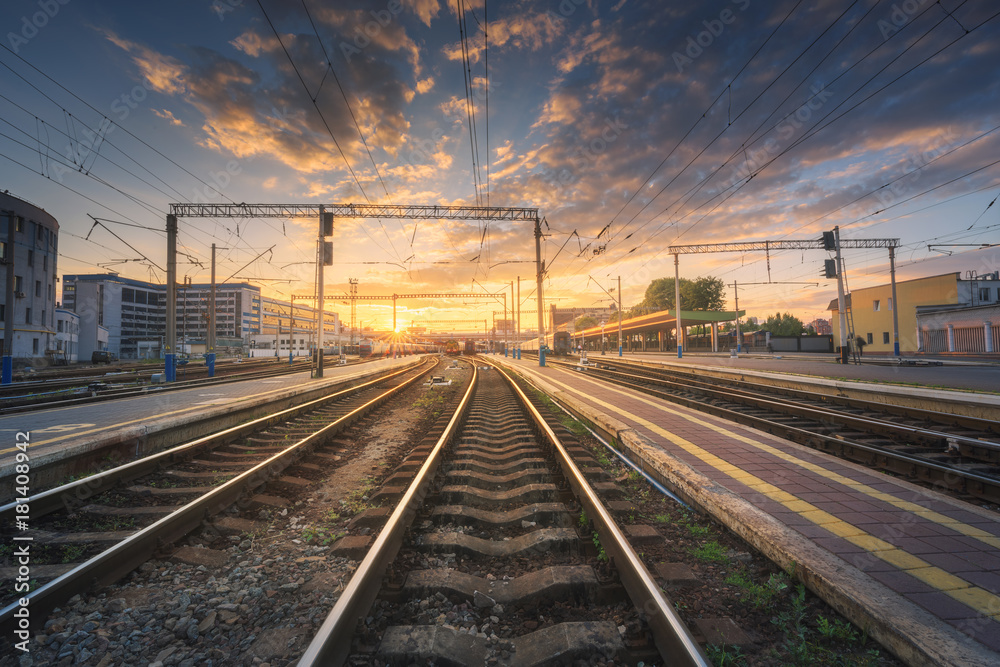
[642,276,726,311]
[762,312,804,336]
[574,315,598,330]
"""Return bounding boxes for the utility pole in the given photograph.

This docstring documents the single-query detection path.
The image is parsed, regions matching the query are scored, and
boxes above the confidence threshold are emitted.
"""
[833,226,848,359]
[733,280,741,352]
[535,218,546,365]
[674,256,682,358]
[165,213,178,381]
[889,246,900,357]
[289,302,295,364]
[617,276,622,357]
[317,206,329,377]
[207,243,218,377]
[516,276,521,358]
[509,281,514,358]
[348,278,358,345]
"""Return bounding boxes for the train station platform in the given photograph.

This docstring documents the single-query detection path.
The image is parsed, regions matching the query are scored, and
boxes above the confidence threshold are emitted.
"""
[590,350,1000,393]
[493,355,1000,666]
[0,356,419,483]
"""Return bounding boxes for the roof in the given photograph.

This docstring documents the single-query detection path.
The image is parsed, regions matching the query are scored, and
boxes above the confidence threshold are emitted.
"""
[827,294,851,312]
[575,308,744,337]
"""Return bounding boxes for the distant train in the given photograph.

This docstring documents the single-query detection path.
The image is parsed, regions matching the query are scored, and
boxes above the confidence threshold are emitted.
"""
[463,339,477,355]
[552,331,571,356]
[444,340,461,356]
[518,332,573,356]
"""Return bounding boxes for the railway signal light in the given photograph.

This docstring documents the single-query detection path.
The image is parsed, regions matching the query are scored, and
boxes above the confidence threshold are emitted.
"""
[823,259,838,278]
[323,241,333,265]
[822,230,836,251]
[322,212,334,236]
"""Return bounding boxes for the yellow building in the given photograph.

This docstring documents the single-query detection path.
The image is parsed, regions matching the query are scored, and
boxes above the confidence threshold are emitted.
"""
[828,272,1000,354]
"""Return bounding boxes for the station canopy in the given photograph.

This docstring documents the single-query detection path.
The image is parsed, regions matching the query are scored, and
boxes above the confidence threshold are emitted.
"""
[574,309,743,337]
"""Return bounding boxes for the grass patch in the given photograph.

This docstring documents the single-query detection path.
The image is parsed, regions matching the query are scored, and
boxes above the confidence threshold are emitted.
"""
[725,569,788,608]
[690,540,728,563]
[687,523,711,537]
[706,643,747,666]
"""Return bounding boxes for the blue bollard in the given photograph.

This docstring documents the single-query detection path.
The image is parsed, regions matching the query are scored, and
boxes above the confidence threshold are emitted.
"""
[165,354,177,382]
[539,346,546,367]
[206,352,216,377]
[1,356,11,384]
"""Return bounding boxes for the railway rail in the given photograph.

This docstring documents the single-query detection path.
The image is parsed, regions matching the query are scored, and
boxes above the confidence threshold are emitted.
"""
[299,358,708,666]
[0,358,322,413]
[543,356,1000,504]
[0,356,437,630]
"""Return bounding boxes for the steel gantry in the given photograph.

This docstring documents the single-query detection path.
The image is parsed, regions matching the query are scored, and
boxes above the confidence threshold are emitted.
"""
[665,232,900,360]
[165,204,545,380]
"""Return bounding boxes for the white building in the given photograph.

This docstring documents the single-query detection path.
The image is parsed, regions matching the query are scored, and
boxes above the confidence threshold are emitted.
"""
[62,274,341,360]
[1,192,60,363]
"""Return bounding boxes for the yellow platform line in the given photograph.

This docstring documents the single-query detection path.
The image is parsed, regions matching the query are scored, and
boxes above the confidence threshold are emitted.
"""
[561,369,1000,552]
[537,369,1000,621]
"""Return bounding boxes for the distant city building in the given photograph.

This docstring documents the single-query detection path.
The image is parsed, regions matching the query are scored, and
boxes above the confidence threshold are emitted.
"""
[62,274,341,360]
[54,308,80,363]
[549,305,616,333]
[807,318,832,335]
[1,192,60,364]
[829,271,1000,354]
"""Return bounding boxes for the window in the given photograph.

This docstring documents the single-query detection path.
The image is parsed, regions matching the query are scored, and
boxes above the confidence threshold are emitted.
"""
[866,333,873,345]
[122,288,134,303]
[36,223,43,240]
[887,298,893,311]
[58,320,64,332]
[32,339,39,355]
[0,305,4,321]
[13,275,22,292]
[35,280,41,297]
[43,255,47,271]
[25,308,31,324]
[42,309,46,326]
[883,332,890,344]
[873,300,880,311]
[27,250,34,266]
[0,241,5,261]
[980,287,992,302]
[15,217,23,232]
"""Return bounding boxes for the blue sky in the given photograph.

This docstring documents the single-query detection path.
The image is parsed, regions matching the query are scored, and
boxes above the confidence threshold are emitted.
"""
[2,0,999,330]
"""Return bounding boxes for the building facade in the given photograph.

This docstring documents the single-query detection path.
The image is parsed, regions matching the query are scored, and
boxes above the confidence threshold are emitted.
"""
[829,271,1000,354]
[63,274,340,360]
[1,192,60,363]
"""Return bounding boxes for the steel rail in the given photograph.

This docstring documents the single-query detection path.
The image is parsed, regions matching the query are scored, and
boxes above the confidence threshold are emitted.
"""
[0,358,435,634]
[489,360,710,666]
[588,361,1000,456]
[592,357,1000,442]
[555,361,1000,503]
[297,360,478,666]
[0,360,314,414]
[0,358,431,523]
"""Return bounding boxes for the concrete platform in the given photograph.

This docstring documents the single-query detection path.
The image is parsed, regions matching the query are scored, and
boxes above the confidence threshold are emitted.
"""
[0,356,419,477]
[494,356,1000,667]
[602,350,1000,393]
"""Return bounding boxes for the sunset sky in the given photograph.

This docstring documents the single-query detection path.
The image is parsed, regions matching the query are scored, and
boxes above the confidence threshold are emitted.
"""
[2,0,998,331]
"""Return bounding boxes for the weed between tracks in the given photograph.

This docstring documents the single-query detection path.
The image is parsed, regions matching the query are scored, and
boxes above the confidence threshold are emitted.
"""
[521,383,898,667]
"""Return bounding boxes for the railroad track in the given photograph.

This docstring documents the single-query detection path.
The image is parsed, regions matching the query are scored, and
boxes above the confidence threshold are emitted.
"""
[544,356,1000,504]
[0,356,438,629]
[299,358,708,666]
[0,358,319,413]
